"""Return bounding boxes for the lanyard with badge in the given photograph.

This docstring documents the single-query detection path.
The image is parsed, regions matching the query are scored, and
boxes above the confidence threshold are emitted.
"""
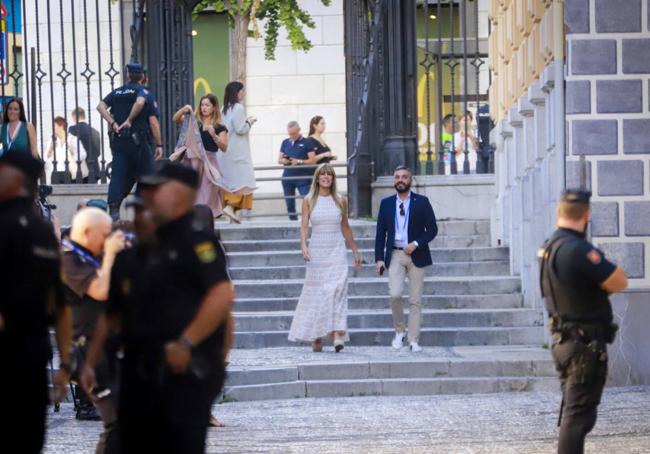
[5,122,21,151]
[62,239,101,269]
[395,196,410,242]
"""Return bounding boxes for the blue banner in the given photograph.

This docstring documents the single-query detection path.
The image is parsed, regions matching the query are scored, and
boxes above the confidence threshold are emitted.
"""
[2,1,21,34]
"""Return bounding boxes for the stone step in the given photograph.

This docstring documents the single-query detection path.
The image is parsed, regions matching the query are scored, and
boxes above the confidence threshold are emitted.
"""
[226,358,556,387]
[218,220,490,241]
[226,247,509,268]
[229,260,509,280]
[222,345,556,401]
[223,235,491,252]
[232,326,545,348]
[233,308,543,332]
[223,376,557,401]
[233,276,521,299]
[234,294,523,312]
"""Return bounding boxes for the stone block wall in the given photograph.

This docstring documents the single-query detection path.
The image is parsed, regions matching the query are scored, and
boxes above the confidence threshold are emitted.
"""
[246,0,346,193]
[565,0,650,288]
[489,1,565,309]
[488,0,560,122]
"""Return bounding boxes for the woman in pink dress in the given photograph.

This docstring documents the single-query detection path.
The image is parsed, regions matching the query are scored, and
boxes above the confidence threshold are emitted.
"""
[171,94,229,217]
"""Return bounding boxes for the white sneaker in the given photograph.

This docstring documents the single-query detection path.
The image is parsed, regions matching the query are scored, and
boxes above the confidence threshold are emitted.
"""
[222,205,240,224]
[391,332,406,349]
[409,341,423,352]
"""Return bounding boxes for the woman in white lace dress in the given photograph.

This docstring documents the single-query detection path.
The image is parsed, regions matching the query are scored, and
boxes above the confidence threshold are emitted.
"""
[288,164,362,352]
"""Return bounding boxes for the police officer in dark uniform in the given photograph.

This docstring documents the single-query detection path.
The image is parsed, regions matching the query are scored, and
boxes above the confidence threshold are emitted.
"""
[539,189,628,454]
[97,63,163,221]
[80,185,158,454]
[0,152,73,454]
[85,163,233,453]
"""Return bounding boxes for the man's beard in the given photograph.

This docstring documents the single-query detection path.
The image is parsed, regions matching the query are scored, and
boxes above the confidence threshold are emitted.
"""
[394,182,411,194]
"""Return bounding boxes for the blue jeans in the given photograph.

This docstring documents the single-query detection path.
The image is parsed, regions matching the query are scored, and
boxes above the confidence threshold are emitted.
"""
[282,179,311,220]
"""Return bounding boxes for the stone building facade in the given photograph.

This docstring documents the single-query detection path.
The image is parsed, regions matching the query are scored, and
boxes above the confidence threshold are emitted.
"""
[490,0,650,385]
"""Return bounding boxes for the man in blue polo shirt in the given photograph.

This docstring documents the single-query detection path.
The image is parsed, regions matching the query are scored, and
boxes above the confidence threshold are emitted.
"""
[278,121,314,220]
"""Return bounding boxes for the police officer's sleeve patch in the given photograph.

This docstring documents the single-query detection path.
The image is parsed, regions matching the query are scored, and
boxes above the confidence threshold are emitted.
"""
[586,249,602,265]
[195,241,217,263]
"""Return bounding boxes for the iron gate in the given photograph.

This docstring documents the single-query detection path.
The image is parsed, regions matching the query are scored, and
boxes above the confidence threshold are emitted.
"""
[346,0,494,192]
[4,0,195,185]
[8,0,130,184]
[417,0,493,175]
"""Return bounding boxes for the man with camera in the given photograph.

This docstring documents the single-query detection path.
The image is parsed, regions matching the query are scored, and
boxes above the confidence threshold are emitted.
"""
[0,152,72,453]
[60,206,125,427]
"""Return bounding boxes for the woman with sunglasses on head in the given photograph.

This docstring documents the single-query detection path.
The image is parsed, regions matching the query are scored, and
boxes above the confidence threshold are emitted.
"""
[172,93,229,218]
[288,164,361,353]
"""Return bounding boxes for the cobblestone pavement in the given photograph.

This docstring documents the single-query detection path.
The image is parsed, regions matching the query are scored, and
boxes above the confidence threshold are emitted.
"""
[44,386,650,453]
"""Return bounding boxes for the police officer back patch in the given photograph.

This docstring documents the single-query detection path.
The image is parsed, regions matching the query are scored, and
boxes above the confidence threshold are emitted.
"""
[195,241,216,263]
[587,249,602,265]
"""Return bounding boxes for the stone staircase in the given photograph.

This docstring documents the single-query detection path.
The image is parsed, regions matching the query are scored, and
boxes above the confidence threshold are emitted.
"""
[219,220,556,401]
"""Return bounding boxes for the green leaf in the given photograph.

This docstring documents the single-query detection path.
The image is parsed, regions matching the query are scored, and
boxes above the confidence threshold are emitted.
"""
[194,0,331,60]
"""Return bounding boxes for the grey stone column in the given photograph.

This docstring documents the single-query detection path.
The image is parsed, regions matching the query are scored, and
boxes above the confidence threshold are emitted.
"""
[380,0,418,174]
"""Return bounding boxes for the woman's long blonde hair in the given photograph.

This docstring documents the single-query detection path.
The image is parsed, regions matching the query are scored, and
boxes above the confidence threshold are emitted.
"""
[306,163,345,215]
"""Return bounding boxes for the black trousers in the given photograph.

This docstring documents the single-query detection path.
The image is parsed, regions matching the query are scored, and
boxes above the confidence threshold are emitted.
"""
[118,367,220,454]
[552,340,608,454]
[0,365,48,454]
[107,135,154,215]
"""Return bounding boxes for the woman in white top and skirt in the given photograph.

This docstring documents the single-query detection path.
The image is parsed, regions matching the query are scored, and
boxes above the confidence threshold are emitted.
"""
[288,164,362,352]
[45,116,89,183]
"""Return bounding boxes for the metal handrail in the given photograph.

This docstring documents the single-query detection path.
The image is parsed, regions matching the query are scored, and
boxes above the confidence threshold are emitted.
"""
[254,162,347,171]
[240,161,349,220]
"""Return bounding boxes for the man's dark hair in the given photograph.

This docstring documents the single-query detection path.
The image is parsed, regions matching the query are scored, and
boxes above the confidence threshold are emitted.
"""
[394,165,412,175]
[71,107,86,121]
[442,114,454,126]
[127,72,141,83]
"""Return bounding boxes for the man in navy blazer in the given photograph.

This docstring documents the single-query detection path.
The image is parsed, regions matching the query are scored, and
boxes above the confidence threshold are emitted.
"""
[375,165,437,352]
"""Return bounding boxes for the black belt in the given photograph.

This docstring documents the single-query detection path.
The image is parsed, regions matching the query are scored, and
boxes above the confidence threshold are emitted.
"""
[393,247,404,250]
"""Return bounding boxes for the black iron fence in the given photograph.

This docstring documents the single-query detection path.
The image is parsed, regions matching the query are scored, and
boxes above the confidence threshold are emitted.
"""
[13,0,128,184]
[346,0,494,193]
[416,0,493,176]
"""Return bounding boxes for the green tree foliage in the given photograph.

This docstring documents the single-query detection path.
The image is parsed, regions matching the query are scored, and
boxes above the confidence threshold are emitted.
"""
[195,0,331,60]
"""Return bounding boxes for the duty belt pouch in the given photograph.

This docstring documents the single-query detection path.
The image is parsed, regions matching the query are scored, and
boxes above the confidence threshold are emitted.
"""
[567,340,607,385]
[551,338,578,373]
[131,130,141,146]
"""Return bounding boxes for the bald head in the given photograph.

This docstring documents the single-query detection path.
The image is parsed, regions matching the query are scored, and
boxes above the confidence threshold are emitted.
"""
[70,207,113,255]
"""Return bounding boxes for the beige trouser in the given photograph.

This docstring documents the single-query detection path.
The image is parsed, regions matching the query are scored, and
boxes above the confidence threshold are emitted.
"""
[388,249,426,342]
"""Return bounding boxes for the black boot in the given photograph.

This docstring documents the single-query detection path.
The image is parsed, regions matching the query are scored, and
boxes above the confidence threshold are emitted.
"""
[109,202,120,222]
[75,386,101,421]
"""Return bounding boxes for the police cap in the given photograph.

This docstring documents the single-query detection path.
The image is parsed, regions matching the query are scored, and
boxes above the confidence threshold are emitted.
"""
[126,63,144,75]
[139,162,199,189]
[561,188,591,205]
[0,152,44,182]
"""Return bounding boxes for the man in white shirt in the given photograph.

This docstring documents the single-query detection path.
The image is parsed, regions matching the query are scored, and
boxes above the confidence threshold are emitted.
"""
[374,166,438,352]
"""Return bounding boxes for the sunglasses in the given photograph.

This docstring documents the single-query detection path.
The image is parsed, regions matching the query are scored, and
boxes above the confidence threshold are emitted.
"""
[399,202,405,216]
